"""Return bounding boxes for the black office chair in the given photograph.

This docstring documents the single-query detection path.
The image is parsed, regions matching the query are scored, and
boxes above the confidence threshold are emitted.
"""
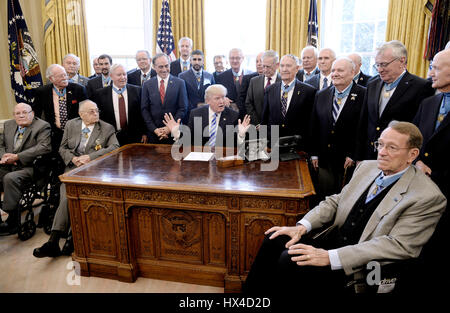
[14,154,63,240]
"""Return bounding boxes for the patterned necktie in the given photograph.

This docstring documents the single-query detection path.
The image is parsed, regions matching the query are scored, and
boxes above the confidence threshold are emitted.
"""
[195,72,202,89]
[160,79,165,104]
[281,84,289,118]
[54,87,68,130]
[183,61,188,72]
[209,113,218,146]
[265,77,272,90]
[142,73,148,85]
[332,98,340,124]
[366,175,385,203]
[77,127,91,154]
[14,126,26,152]
[323,77,328,89]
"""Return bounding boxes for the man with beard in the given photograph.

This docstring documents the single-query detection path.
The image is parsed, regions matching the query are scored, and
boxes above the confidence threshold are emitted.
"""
[178,50,215,124]
[86,54,113,98]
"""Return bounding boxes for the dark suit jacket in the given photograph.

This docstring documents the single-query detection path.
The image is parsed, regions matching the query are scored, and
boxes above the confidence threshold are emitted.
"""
[413,94,450,198]
[245,74,281,125]
[355,71,372,87]
[0,117,52,167]
[262,79,317,144]
[309,83,366,166]
[87,75,111,99]
[296,68,320,82]
[170,59,190,77]
[304,73,332,90]
[216,68,254,118]
[32,82,87,151]
[127,68,157,86]
[356,71,435,160]
[93,84,145,145]
[141,75,188,143]
[178,69,215,124]
[187,106,239,147]
[238,72,260,116]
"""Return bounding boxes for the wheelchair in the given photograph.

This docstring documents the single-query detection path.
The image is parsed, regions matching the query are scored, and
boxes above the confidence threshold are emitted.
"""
[1,154,64,241]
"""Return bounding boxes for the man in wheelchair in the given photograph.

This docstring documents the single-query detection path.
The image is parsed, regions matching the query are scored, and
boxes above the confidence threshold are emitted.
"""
[0,103,52,236]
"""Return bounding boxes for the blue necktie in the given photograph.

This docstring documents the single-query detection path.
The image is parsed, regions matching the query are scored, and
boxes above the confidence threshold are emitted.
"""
[323,77,328,89]
[209,113,218,146]
[77,127,91,154]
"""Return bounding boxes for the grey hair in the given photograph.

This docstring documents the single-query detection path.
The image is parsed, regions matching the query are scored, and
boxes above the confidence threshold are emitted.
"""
[301,46,318,58]
[45,64,65,80]
[63,53,80,65]
[377,40,408,62]
[332,57,356,71]
[320,48,337,59]
[110,64,126,75]
[136,50,151,59]
[262,50,279,63]
[178,37,193,48]
[78,100,97,112]
[282,54,300,65]
[152,53,170,65]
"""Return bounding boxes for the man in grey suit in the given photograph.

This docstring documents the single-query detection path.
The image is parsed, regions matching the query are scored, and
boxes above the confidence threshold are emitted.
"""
[62,54,89,86]
[245,50,281,126]
[33,100,119,257]
[244,121,446,294]
[0,103,52,235]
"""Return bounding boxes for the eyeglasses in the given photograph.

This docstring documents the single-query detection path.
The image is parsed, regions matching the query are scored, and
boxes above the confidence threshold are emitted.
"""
[81,109,100,114]
[374,140,410,153]
[373,58,399,71]
[14,110,32,116]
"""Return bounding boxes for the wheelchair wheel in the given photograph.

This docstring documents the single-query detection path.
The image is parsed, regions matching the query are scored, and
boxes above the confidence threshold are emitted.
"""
[18,211,36,241]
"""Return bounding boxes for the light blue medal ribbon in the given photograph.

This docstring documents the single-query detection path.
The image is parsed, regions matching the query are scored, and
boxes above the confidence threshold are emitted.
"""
[53,87,67,99]
[102,75,111,87]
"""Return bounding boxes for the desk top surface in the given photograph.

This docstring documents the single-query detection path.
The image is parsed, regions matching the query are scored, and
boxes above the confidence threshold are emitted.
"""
[60,144,314,198]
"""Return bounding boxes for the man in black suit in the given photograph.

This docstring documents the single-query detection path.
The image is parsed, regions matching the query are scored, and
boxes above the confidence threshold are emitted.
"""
[412,48,450,292]
[62,54,89,86]
[33,64,87,152]
[238,52,264,114]
[309,57,366,200]
[170,37,193,77]
[216,48,254,118]
[178,50,215,124]
[262,54,316,146]
[305,48,336,90]
[88,57,101,79]
[86,54,112,98]
[141,53,188,144]
[93,64,147,145]
[127,50,157,86]
[356,40,435,161]
[348,53,372,87]
[296,46,319,82]
[212,54,228,82]
[245,50,281,126]
[163,84,251,148]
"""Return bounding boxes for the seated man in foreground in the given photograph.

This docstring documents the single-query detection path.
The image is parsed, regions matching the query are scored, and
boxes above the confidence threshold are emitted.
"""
[163,84,251,148]
[0,103,52,235]
[33,100,119,257]
[244,121,446,294]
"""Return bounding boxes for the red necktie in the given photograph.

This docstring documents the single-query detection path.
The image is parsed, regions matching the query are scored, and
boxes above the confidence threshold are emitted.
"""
[159,79,165,104]
[118,94,127,130]
[265,77,272,90]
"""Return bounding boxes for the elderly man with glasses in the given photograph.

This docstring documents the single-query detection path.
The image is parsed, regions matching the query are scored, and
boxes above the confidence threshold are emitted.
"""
[0,103,52,235]
[355,40,434,161]
[33,100,119,258]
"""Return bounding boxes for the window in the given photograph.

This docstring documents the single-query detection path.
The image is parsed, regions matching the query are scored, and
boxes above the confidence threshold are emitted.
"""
[320,0,389,76]
[85,0,152,74]
[204,0,266,73]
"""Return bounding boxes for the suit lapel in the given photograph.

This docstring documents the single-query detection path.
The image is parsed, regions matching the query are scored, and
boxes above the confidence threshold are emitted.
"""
[360,166,415,242]
[107,86,117,128]
[336,84,358,125]
[85,122,100,153]
[285,82,301,117]
[17,122,34,151]
[432,94,450,136]
[381,72,412,118]
[326,87,335,126]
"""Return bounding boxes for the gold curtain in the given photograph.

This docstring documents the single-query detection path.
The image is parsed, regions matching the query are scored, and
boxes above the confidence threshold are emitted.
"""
[266,0,321,57]
[385,0,431,77]
[42,0,90,78]
[152,0,205,57]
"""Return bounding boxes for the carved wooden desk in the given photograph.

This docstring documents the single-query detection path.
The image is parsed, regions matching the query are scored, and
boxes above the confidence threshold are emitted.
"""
[60,144,315,292]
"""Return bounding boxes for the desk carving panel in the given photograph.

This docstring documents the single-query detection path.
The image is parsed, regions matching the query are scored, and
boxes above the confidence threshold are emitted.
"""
[61,144,314,292]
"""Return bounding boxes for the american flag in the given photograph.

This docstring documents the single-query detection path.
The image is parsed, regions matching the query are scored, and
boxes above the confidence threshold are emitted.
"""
[156,0,176,62]
[307,0,319,48]
[8,0,43,104]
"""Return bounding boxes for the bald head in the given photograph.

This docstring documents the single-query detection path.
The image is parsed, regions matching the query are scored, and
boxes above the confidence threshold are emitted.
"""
[256,52,264,74]
[429,49,450,92]
[348,53,362,74]
[14,103,34,127]
[331,57,356,91]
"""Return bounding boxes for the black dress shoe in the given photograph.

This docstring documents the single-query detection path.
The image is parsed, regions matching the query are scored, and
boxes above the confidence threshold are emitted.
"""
[0,221,18,236]
[61,238,74,256]
[33,242,61,258]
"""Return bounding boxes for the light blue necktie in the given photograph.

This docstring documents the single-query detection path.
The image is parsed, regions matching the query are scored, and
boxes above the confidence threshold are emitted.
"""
[209,113,218,146]
[77,127,91,154]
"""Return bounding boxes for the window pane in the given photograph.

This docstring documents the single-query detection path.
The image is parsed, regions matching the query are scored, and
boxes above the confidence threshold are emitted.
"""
[342,0,355,22]
[340,24,354,53]
[355,23,374,52]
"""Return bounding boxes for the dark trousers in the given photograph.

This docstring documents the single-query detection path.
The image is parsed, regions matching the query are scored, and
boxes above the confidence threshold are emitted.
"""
[243,233,348,294]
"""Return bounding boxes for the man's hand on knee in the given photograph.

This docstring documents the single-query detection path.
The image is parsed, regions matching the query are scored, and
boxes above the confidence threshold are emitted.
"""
[264,225,307,248]
[288,243,330,267]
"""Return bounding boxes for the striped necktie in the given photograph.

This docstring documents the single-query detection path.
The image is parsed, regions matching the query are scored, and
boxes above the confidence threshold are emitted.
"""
[14,126,26,152]
[77,127,91,154]
[209,113,218,146]
[281,84,289,118]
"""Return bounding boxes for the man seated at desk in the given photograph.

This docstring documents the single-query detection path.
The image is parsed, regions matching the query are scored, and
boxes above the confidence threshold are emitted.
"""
[33,100,119,257]
[243,121,446,294]
[163,84,251,148]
